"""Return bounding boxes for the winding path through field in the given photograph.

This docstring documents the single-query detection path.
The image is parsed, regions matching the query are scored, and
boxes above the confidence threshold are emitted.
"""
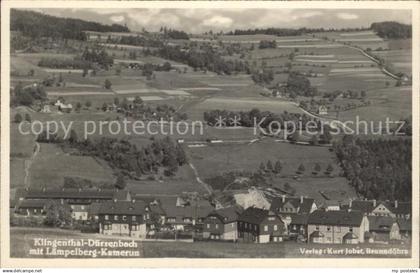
[188,162,212,194]
[23,142,40,187]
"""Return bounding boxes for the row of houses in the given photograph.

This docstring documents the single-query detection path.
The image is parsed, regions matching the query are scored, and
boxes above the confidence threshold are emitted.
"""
[11,188,411,244]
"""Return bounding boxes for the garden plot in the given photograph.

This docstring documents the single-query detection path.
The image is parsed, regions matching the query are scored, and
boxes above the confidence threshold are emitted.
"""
[161,90,191,96]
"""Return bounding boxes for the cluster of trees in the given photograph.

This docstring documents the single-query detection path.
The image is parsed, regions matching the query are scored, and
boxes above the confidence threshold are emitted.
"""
[38,57,91,69]
[11,9,129,40]
[163,28,190,40]
[259,160,283,174]
[13,113,31,123]
[251,69,274,85]
[156,45,250,75]
[117,35,164,48]
[259,40,277,49]
[11,83,47,106]
[80,46,113,69]
[335,136,411,201]
[64,136,187,177]
[285,72,318,98]
[225,27,370,36]
[371,21,411,39]
[203,108,320,131]
[204,171,265,191]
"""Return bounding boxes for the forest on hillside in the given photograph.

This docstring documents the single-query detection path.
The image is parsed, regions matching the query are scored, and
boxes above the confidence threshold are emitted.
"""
[11,9,129,40]
[371,21,411,39]
[335,136,411,201]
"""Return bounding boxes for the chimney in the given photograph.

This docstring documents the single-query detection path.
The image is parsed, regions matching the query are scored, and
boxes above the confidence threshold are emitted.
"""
[394,200,398,208]
[282,195,286,203]
[300,196,304,204]
[132,199,136,203]
[373,199,376,207]
[349,199,352,208]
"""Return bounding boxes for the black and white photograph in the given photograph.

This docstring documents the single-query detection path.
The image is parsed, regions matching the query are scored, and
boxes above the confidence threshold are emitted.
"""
[1,1,419,268]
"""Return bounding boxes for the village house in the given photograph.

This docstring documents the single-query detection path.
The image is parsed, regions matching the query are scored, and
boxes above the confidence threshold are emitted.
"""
[344,199,411,219]
[156,196,214,231]
[269,195,317,240]
[54,99,73,113]
[317,105,328,115]
[70,204,89,221]
[14,199,48,217]
[14,188,131,221]
[98,200,149,238]
[366,216,401,243]
[237,207,286,243]
[307,210,369,244]
[202,206,243,241]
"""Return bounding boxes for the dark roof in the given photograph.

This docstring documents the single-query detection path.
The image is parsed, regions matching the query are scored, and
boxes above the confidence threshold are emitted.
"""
[348,200,411,216]
[270,197,315,214]
[208,206,243,223]
[367,216,397,232]
[348,200,375,214]
[343,232,358,240]
[310,231,324,238]
[381,201,411,216]
[88,202,102,215]
[98,200,148,216]
[238,207,270,225]
[290,213,309,225]
[158,197,214,223]
[16,188,129,201]
[308,210,364,227]
[16,199,47,209]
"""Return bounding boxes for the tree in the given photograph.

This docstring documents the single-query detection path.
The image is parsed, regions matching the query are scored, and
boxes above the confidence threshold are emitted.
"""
[314,163,321,174]
[114,97,120,106]
[14,113,23,123]
[82,67,88,77]
[76,102,82,112]
[266,160,273,172]
[297,163,305,174]
[274,160,282,174]
[85,100,92,108]
[24,113,31,123]
[115,174,127,190]
[105,79,112,89]
[44,201,72,227]
[360,90,367,99]
[259,162,266,173]
[68,129,78,144]
[102,102,108,112]
[310,135,319,146]
[326,164,334,174]
[133,96,143,105]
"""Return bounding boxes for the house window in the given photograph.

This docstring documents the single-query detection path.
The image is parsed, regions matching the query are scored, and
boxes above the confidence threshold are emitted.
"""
[268,216,275,221]
[264,225,268,232]
[146,214,150,220]
[215,224,219,229]
[254,225,257,231]
[81,206,85,210]
[315,225,319,231]
[132,225,137,231]
[105,215,109,220]
[274,225,278,231]
[132,216,136,221]
[349,227,353,232]
[231,223,235,227]
[122,215,127,221]
[114,215,118,220]
[245,223,248,228]
[207,224,210,229]
[327,226,331,231]
[34,209,37,213]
